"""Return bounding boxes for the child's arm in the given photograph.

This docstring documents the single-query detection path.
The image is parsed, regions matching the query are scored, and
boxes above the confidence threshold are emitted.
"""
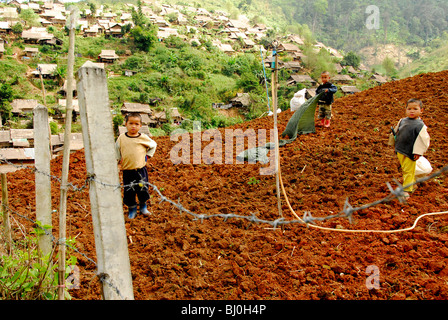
[388,119,401,147]
[146,138,158,159]
[413,125,430,158]
[115,139,122,162]
[115,139,123,170]
[328,83,337,93]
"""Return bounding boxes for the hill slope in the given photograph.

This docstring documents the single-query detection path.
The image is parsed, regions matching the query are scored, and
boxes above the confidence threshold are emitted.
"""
[399,43,448,78]
[3,70,448,300]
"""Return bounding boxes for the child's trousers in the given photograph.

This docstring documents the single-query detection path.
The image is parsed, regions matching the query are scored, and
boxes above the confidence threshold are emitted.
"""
[396,152,416,192]
[318,104,332,119]
[122,166,150,207]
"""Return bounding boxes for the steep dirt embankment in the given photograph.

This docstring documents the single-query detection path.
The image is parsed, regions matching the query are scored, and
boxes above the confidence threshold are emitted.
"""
[3,70,448,300]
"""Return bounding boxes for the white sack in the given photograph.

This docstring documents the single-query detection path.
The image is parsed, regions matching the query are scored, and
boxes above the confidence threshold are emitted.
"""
[290,89,307,112]
[415,156,432,178]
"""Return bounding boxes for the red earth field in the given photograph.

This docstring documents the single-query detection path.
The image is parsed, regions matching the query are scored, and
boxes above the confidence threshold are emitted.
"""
[2,70,448,301]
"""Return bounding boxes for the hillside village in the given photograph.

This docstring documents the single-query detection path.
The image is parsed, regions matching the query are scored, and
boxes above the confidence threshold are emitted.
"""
[0,0,389,168]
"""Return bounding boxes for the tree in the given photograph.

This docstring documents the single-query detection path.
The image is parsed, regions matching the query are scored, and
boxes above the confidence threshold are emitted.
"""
[236,72,258,91]
[121,23,132,35]
[165,12,178,24]
[382,56,397,77]
[311,0,328,33]
[238,0,252,13]
[87,2,96,23]
[0,83,13,123]
[88,2,96,15]
[19,9,40,27]
[341,51,361,68]
[112,113,124,135]
[52,65,67,87]
[130,25,157,52]
[11,23,23,36]
[131,0,147,27]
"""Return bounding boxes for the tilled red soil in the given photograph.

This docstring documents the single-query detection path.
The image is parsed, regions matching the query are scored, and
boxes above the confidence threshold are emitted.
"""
[2,71,448,300]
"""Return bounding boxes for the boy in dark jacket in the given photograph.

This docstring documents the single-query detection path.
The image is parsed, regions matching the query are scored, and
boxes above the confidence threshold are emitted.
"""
[316,71,338,127]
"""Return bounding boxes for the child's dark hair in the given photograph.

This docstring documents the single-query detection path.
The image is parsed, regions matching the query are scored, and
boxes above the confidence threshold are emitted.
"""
[407,98,423,107]
[125,112,142,123]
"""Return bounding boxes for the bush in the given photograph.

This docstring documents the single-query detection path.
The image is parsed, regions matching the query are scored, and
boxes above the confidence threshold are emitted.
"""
[164,35,187,49]
[0,249,57,299]
[113,113,124,134]
[130,25,157,52]
[210,114,242,128]
[11,23,23,35]
[341,51,361,68]
[122,54,148,71]
[149,127,167,136]
[236,72,259,91]
[49,121,59,134]
[0,224,77,300]
[161,122,174,135]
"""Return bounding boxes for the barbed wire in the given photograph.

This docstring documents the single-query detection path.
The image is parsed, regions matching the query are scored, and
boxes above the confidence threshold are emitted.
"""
[1,198,125,300]
[1,156,448,299]
[0,159,92,192]
[1,156,448,229]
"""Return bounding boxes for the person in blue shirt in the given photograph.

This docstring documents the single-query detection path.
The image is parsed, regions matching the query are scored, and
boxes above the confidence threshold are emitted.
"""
[316,71,338,127]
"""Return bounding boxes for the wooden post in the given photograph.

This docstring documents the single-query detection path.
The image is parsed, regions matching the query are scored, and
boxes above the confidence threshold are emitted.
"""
[1,173,12,254]
[33,104,52,257]
[58,8,76,300]
[271,42,282,218]
[77,61,134,300]
[38,68,47,107]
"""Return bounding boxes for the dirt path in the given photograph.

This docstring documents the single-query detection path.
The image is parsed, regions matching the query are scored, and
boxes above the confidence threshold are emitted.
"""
[12,46,53,98]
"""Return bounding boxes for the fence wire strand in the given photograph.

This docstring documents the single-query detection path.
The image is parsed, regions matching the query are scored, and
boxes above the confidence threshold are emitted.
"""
[1,156,448,230]
[1,157,448,299]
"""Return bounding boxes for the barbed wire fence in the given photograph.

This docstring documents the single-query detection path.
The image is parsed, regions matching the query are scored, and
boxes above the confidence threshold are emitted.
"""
[0,187,127,300]
[1,156,448,299]
[2,156,448,229]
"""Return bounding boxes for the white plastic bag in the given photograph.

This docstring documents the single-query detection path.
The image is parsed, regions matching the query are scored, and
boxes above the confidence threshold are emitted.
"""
[290,89,307,112]
[415,156,432,178]
[268,108,282,116]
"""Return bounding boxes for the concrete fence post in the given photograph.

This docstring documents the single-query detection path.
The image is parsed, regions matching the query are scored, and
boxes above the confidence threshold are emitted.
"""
[76,61,134,300]
[33,104,52,257]
[1,173,12,254]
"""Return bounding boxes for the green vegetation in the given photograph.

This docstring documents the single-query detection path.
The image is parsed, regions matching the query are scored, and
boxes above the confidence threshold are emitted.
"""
[0,222,77,300]
[2,0,448,135]
[247,176,260,185]
[399,37,448,77]
[0,20,274,132]
[341,52,361,69]
[189,0,448,78]
[190,0,448,52]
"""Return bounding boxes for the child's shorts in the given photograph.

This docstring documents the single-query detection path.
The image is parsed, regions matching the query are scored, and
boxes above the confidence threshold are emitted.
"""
[318,103,332,119]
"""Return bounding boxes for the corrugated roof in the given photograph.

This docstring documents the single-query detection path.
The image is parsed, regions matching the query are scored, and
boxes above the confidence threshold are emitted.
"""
[0,148,35,161]
[122,102,152,114]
